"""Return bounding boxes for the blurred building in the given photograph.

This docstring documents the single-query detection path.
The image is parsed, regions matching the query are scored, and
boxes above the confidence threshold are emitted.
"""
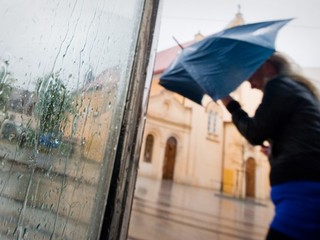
[138,9,271,200]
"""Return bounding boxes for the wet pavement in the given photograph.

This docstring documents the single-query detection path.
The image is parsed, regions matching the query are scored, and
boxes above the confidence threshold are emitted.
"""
[128,176,274,240]
[0,139,274,239]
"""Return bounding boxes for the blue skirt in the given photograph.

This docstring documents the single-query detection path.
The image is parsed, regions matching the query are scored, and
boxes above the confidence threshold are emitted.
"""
[270,181,320,240]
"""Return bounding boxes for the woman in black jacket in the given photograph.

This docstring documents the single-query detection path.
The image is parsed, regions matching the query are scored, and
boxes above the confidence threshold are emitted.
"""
[221,52,320,240]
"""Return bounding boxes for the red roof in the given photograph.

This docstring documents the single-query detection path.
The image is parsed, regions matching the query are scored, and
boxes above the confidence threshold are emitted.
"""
[153,12,245,75]
[153,40,196,75]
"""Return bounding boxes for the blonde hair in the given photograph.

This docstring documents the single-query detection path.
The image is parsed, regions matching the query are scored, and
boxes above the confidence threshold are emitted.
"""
[267,52,320,100]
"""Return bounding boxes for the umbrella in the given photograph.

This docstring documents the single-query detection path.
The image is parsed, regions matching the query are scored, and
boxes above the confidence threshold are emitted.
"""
[159,19,292,103]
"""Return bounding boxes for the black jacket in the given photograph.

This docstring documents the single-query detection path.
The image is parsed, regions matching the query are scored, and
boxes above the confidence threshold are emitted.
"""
[226,76,320,186]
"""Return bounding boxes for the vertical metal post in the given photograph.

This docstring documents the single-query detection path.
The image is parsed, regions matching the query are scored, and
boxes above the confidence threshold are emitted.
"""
[98,0,162,239]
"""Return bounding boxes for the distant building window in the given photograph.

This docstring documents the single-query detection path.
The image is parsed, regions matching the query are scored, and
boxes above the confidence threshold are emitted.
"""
[208,110,219,136]
[144,134,154,163]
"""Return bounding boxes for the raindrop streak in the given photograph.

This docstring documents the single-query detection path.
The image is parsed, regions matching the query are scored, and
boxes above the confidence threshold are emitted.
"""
[15,167,35,240]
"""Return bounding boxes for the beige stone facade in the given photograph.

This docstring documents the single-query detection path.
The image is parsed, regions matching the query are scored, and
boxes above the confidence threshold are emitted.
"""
[139,70,270,199]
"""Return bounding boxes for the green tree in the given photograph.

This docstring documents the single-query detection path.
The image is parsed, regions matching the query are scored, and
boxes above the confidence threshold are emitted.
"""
[34,73,75,140]
[0,61,14,112]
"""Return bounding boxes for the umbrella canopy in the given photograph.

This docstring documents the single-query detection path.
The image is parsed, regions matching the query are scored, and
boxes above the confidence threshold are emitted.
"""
[159,19,292,103]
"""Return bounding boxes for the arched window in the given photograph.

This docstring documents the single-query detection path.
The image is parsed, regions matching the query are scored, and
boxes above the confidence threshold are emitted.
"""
[208,110,219,135]
[144,134,154,163]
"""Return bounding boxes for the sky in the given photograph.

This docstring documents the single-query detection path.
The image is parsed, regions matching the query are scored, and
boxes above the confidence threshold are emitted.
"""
[156,0,320,68]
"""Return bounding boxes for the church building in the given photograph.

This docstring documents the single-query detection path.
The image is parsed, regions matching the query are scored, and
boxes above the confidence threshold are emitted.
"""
[138,10,273,200]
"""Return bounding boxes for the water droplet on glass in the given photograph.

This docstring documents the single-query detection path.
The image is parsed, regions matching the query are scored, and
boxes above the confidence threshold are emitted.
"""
[23,227,29,238]
[36,224,41,231]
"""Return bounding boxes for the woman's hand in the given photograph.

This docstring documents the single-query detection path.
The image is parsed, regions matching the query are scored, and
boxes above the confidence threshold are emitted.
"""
[220,95,234,106]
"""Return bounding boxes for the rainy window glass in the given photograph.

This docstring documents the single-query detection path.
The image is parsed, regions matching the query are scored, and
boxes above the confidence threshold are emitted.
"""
[144,134,154,163]
[0,0,145,239]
